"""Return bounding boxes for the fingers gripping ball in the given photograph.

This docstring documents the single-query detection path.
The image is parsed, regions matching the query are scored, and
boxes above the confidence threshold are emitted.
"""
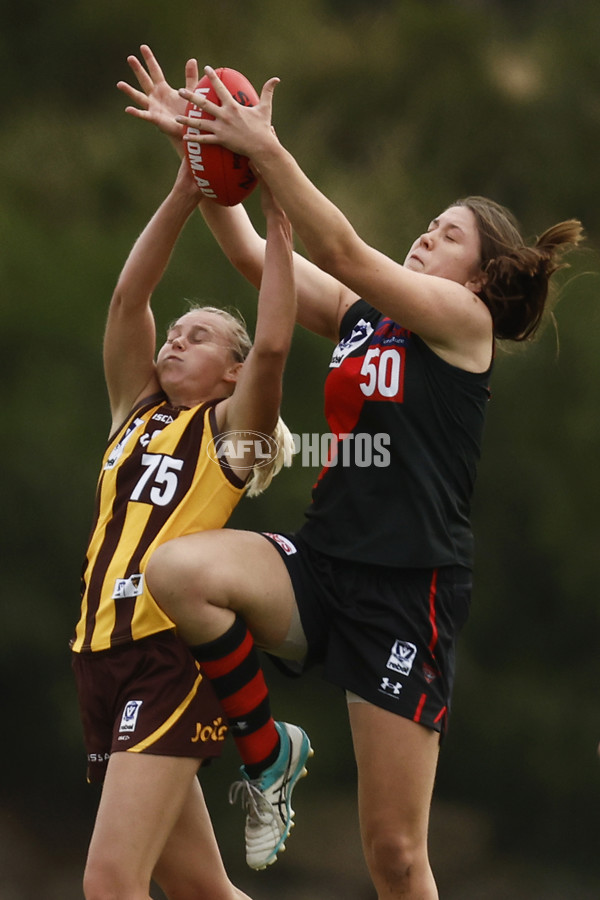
[184,68,259,206]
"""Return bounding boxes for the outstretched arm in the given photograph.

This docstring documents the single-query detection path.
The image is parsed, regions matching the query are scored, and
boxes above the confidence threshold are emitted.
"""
[220,182,296,443]
[176,68,492,362]
[118,46,355,341]
[199,197,354,340]
[117,45,198,152]
[104,160,201,433]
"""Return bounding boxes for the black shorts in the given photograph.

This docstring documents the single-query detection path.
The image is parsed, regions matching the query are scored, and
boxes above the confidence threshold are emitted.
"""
[263,533,471,735]
[72,630,227,783]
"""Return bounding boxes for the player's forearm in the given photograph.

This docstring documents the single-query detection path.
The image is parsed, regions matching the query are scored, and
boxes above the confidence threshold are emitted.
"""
[252,141,358,280]
[199,200,266,289]
[252,209,296,360]
[113,184,198,308]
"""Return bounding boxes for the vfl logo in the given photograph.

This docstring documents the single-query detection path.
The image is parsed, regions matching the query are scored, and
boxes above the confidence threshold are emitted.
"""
[113,574,144,600]
[387,640,417,676]
[263,533,298,556]
[104,417,145,470]
[119,700,143,733]
[379,677,403,698]
[191,717,228,744]
[330,319,374,368]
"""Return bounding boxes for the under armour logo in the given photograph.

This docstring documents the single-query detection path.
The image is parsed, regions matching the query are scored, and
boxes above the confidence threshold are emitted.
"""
[379,677,403,697]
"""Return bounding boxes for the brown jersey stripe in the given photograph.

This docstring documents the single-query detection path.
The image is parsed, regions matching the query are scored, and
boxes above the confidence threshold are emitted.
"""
[110,402,212,643]
[107,390,167,443]
[208,404,247,489]
[80,401,169,648]
[74,398,246,653]
[80,395,168,597]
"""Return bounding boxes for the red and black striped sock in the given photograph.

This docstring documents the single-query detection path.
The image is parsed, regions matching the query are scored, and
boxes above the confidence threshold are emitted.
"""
[191,615,280,779]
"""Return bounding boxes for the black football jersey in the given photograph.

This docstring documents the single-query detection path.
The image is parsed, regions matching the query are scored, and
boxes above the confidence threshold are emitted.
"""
[299,300,492,568]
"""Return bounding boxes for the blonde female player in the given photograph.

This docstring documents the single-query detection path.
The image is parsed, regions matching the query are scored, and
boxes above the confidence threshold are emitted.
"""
[70,149,306,899]
[119,48,582,899]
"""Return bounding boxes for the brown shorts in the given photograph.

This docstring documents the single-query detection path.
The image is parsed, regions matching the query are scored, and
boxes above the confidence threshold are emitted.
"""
[71,630,228,783]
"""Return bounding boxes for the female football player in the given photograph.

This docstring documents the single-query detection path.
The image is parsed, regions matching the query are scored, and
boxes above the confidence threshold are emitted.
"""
[119,48,583,899]
[71,147,307,899]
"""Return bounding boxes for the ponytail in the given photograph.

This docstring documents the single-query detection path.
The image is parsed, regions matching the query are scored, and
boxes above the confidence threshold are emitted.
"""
[245,416,295,498]
[456,197,584,342]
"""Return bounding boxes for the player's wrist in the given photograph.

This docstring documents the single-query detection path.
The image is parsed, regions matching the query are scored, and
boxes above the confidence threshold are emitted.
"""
[169,176,203,210]
[250,133,286,173]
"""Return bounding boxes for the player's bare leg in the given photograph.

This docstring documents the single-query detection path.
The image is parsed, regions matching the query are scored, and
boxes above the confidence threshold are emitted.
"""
[147,530,297,649]
[154,772,252,899]
[83,752,250,900]
[349,701,440,900]
[147,530,313,870]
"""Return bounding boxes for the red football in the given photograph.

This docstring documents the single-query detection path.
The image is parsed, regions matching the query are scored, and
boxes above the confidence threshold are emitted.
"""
[183,68,259,206]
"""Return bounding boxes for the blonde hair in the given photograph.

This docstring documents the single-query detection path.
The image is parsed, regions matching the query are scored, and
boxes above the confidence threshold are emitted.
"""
[245,417,295,498]
[181,303,294,497]
[182,302,252,362]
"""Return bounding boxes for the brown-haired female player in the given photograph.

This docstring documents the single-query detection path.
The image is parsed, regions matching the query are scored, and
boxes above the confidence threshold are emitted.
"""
[70,146,313,899]
[119,48,583,899]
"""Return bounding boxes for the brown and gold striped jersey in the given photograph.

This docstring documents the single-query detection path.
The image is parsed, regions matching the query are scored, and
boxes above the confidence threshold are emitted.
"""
[72,393,245,653]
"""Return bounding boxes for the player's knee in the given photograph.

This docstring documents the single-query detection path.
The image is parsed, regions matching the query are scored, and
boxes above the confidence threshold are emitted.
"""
[83,857,130,900]
[363,827,426,892]
[146,538,203,615]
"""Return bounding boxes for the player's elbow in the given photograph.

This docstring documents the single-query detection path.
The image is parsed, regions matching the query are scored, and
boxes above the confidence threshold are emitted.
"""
[224,236,266,289]
[228,250,263,289]
[310,233,360,284]
[252,343,291,370]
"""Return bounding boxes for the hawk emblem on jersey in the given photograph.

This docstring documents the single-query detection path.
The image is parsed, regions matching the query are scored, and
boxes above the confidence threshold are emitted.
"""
[113,573,144,599]
[330,318,374,368]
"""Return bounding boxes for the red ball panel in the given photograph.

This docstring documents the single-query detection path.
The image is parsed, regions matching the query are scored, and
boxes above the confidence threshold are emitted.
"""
[184,68,259,206]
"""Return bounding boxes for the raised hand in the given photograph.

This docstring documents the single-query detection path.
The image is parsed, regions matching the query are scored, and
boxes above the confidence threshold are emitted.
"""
[117,44,199,144]
[176,66,280,160]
